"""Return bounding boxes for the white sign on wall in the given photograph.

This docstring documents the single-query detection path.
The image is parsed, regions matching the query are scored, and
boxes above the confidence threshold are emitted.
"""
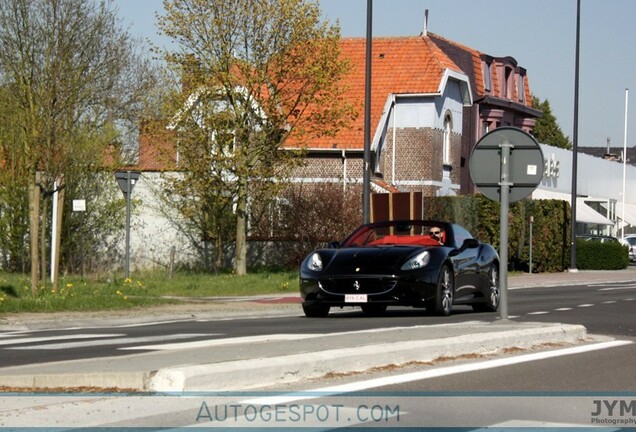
[72,199,86,212]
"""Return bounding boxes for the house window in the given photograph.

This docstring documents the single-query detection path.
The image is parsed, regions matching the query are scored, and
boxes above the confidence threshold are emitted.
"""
[443,113,452,165]
[517,72,526,103]
[481,121,489,137]
[504,67,513,99]
[482,61,492,93]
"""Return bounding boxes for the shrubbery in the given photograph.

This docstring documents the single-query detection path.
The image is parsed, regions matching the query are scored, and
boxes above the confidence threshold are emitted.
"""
[575,239,629,270]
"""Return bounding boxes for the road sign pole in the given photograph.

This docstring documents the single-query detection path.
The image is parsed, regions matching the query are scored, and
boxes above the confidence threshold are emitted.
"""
[469,127,544,320]
[124,172,132,279]
[115,170,140,279]
[498,140,512,321]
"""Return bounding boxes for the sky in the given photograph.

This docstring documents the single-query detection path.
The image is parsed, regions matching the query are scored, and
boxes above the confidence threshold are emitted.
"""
[114,0,636,149]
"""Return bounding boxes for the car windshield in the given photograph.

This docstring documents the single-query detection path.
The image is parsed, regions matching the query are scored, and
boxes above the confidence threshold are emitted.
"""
[343,222,449,247]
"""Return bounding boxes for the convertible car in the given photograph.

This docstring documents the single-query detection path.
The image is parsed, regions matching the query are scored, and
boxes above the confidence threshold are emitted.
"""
[299,220,500,317]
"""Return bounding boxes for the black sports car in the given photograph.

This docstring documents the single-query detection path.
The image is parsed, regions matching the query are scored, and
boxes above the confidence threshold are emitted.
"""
[299,220,500,317]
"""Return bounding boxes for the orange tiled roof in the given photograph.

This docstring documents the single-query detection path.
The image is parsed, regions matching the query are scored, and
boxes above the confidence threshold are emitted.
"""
[296,35,464,151]
[428,32,534,108]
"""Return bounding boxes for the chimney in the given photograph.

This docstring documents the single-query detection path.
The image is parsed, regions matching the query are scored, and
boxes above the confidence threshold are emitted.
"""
[421,9,429,37]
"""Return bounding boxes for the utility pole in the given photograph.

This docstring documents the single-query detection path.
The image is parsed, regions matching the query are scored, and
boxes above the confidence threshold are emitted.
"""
[362,0,372,224]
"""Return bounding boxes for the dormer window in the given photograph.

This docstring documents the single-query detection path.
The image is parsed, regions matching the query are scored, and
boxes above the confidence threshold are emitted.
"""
[504,66,513,99]
[517,69,526,103]
[482,60,492,93]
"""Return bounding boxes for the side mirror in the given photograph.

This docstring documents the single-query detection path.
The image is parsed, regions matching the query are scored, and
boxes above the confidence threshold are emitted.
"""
[449,238,479,256]
[463,238,480,249]
[328,241,340,249]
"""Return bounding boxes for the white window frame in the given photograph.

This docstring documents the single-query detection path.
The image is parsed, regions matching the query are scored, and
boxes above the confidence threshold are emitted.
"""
[443,112,452,165]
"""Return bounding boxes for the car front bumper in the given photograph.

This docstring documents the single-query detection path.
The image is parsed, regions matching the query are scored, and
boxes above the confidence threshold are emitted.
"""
[300,273,438,308]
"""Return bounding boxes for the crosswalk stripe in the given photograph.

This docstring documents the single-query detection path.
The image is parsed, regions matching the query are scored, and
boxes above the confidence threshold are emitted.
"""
[0,334,123,346]
[7,334,216,350]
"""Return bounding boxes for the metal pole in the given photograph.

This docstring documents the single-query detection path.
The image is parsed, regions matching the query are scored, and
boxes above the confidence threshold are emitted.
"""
[362,0,372,224]
[569,0,581,271]
[499,139,512,320]
[50,179,58,283]
[125,171,131,278]
[622,88,629,239]
[529,215,534,274]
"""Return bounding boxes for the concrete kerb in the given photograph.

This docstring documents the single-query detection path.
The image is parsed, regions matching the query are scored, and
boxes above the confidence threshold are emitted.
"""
[147,323,590,392]
[0,322,590,392]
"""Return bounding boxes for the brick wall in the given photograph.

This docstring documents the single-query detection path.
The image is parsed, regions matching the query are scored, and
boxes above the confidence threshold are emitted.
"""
[379,126,462,193]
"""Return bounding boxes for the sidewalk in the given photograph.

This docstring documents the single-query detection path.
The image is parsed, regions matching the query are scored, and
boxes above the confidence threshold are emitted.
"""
[0,269,633,392]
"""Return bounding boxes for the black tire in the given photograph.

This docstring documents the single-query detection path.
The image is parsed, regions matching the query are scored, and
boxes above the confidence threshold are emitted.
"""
[302,303,330,317]
[473,264,500,312]
[434,264,454,316]
[360,304,387,316]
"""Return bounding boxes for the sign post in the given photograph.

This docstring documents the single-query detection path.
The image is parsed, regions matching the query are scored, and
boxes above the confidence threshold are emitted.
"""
[469,127,544,320]
[115,171,140,278]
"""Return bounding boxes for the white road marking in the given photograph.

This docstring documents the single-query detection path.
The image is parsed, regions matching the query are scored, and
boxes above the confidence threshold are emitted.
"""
[119,333,319,350]
[602,300,617,304]
[8,334,213,350]
[527,311,549,315]
[243,340,633,405]
[119,323,476,351]
[598,285,636,291]
[577,304,594,308]
[0,334,123,346]
[554,308,572,311]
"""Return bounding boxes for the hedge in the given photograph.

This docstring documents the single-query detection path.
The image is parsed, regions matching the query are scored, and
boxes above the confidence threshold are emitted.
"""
[422,194,626,272]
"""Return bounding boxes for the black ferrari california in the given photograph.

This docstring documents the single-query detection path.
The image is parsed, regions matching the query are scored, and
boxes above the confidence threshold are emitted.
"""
[299,220,500,317]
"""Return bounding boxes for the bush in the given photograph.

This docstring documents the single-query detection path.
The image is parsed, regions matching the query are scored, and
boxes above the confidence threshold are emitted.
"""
[575,239,629,270]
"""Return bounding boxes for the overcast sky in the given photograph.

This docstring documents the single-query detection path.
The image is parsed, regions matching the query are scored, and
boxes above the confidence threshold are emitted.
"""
[115,0,636,149]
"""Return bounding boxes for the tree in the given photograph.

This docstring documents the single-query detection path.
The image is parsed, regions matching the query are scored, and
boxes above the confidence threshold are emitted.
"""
[0,86,30,272]
[0,0,156,288]
[157,0,355,275]
[531,95,572,149]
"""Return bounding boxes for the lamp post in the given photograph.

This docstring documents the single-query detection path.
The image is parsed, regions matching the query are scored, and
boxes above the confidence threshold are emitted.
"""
[569,0,581,272]
[621,88,629,239]
[362,0,372,224]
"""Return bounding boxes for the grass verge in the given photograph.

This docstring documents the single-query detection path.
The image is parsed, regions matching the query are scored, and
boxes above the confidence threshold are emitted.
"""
[0,270,299,314]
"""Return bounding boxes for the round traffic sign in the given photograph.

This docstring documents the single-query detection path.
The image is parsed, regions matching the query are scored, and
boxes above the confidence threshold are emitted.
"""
[469,127,544,203]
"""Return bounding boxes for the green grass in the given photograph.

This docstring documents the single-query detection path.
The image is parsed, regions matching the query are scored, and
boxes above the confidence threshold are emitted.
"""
[0,270,299,314]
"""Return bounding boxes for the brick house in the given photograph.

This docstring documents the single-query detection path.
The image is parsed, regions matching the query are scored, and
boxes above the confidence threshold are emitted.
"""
[277,30,541,199]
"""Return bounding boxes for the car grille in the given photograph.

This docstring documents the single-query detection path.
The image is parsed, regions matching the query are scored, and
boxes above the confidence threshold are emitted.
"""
[319,278,398,295]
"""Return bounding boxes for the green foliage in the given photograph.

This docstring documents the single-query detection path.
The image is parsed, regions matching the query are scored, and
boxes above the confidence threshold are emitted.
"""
[424,195,572,272]
[575,239,629,270]
[157,0,356,274]
[531,95,572,149]
[60,172,126,275]
[0,270,298,313]
[0,0,156,283]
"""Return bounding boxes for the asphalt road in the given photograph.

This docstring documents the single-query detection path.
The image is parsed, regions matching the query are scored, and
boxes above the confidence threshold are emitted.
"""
[0,280,634,367]
[1,279,634,429]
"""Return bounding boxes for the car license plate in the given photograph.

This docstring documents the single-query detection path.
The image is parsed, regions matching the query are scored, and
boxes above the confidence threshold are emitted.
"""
[345,294,367,303]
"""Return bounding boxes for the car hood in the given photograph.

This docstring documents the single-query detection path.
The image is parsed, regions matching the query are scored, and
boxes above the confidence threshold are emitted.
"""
[324,246,424,274]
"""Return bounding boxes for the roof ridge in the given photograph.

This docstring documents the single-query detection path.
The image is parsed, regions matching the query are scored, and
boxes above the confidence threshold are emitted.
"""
[420,35,463,75]
[427,31,483,57]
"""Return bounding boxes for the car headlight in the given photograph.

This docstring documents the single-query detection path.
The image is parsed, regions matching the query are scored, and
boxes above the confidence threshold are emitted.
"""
[306,252,323,271]
[401,251,430,271]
